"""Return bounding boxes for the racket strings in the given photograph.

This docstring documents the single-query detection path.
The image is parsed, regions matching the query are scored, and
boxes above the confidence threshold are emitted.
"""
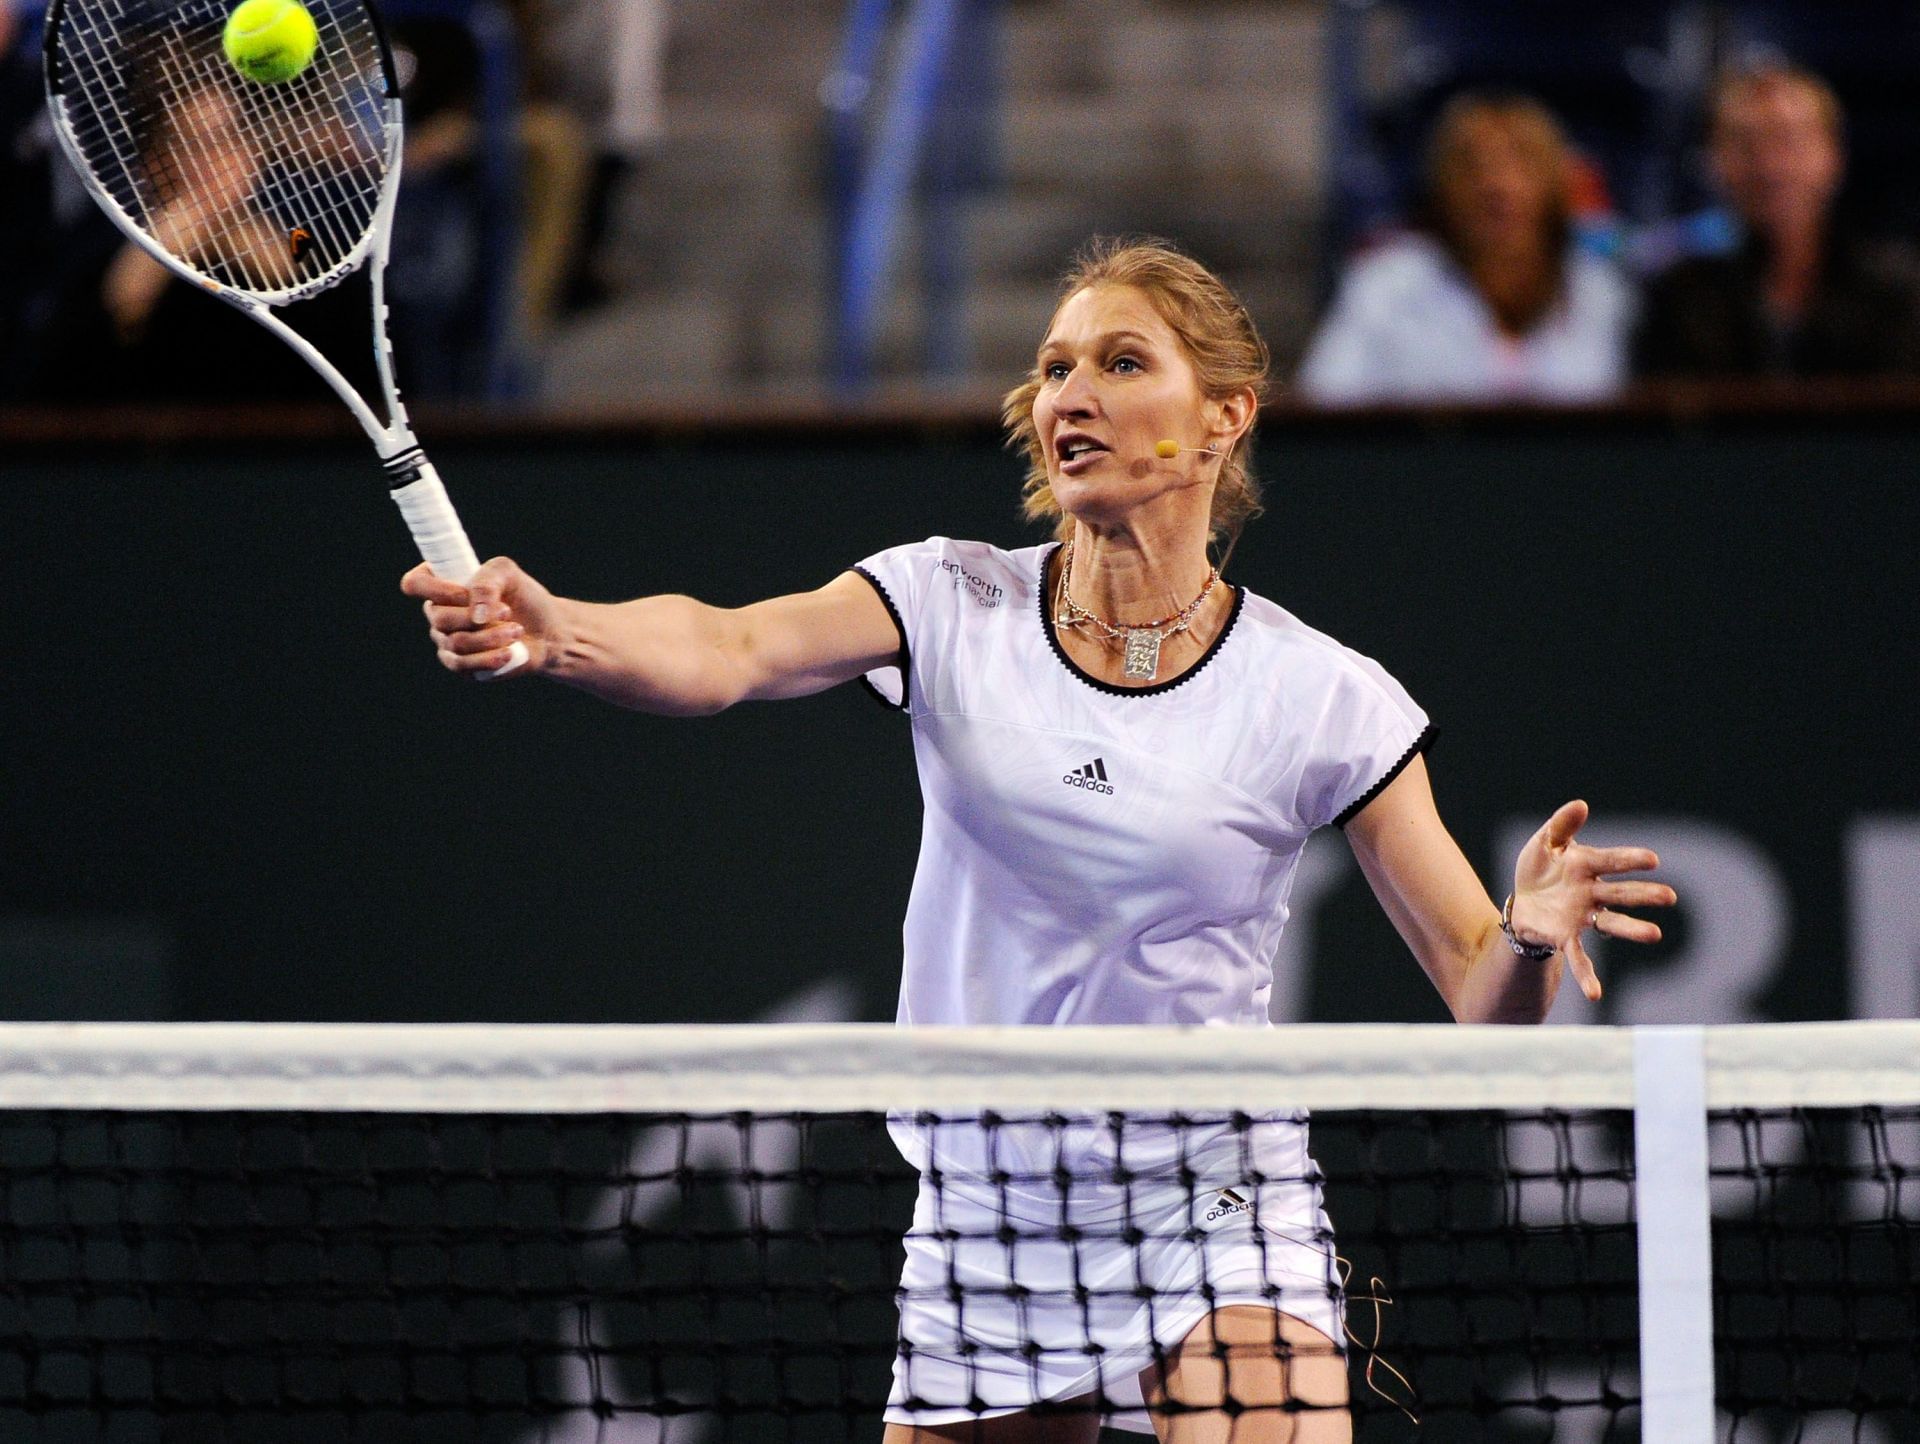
[53,0,390,301]
[147,31,290,289]
[171,4,385,283]
[173,7,384,287]
[212,7,385,262]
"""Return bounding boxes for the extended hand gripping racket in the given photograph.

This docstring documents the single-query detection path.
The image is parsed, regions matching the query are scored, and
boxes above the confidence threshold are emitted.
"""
[45,0,529,673]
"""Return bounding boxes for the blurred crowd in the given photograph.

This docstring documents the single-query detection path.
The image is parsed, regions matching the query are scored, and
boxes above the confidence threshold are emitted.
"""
[1300,63,1920,405]
[4,0,1920,407]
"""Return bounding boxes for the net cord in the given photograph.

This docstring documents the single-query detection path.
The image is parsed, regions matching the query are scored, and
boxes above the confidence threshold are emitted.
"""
[0,1021,1912,1114]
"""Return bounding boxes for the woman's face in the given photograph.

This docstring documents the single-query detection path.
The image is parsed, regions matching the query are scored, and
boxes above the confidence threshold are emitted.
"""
[1438,114,1558,258]
[1032,284,1223,525]
[1711,78,1842,242]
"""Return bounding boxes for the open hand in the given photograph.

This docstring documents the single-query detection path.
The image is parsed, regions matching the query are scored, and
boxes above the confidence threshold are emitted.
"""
[1510,801,1677,1002]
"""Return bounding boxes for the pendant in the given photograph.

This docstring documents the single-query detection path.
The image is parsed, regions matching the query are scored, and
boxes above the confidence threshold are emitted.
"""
[1122,629,1162,681]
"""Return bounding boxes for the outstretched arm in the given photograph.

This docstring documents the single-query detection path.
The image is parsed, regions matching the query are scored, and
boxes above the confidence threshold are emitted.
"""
[401,560,903,716]
[1343,756,1676,1023]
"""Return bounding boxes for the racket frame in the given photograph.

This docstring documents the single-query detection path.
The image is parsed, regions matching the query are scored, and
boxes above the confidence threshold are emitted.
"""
[46,9,413,454]
[43,0,527,672]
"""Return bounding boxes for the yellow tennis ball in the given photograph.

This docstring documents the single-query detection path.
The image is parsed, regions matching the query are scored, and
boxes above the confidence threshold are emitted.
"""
[222,0,319,84]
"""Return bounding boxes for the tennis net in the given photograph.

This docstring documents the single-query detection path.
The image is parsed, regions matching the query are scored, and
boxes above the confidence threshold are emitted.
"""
[0,1022,1914,1441]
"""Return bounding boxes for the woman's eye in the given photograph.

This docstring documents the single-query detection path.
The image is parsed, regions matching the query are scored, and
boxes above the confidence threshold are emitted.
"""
[1111,356,1141,374]
[1043,362,1070,381]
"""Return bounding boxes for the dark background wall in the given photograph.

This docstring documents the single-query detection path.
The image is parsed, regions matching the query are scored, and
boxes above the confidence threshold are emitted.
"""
[3,412,1916,1029]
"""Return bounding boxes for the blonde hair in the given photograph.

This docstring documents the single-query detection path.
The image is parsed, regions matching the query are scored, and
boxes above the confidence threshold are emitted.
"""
[1001,237,1270,549]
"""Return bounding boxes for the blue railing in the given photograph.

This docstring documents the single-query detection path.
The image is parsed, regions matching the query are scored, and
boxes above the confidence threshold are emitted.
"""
[825,0,1003,391]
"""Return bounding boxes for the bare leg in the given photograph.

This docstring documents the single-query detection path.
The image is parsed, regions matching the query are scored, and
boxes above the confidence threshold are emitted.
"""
[1140,1307,1351,1444]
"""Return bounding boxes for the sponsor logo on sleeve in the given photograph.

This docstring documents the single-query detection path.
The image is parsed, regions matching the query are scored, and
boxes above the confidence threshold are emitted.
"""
[937,558,1003,608]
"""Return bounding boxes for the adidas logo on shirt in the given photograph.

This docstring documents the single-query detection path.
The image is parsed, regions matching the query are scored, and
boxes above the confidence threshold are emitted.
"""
[1204,1188,1253,1223]
[1062,758,1114,795]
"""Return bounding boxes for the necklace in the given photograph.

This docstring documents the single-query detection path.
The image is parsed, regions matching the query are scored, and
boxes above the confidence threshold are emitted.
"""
[1054,542,1221,682]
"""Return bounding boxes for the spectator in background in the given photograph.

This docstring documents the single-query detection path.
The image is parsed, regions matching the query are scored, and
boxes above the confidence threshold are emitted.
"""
[512,0,669,323]
[383,14,493,396]
[1634,63,1920,379]
[1298,92,1633,405]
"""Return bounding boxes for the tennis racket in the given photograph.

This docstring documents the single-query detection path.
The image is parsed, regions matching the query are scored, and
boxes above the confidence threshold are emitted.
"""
[44,0,528,674]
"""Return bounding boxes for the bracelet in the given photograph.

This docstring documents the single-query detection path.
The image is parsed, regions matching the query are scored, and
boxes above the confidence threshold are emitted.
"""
[1501,893,1557,961]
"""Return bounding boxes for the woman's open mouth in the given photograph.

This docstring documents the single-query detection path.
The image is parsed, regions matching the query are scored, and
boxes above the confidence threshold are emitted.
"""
[1055,435,1110,476]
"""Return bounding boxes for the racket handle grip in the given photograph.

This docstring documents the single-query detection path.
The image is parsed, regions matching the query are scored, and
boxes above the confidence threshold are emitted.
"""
[390,461,530,678]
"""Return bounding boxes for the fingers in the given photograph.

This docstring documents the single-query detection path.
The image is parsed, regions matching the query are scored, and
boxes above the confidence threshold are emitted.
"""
[422,598,511,633]
[1565,937,1603,1002]
[463,557,523,624]
[432,621,525,659]
[1579,846,1662,877]
[1593,908,1663,946]
[433,633,526,675]
[484,640,532,681]
[1542,799,1590,851]
[1592,880,1677,910]
[402,556,523,612]
[413,554,522,636]
[1547,799,1589,849]
[439,641,526,675]
[400,561,469,604]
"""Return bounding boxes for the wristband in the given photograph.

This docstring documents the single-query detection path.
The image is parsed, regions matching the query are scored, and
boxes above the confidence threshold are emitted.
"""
[1502,893,1557,961]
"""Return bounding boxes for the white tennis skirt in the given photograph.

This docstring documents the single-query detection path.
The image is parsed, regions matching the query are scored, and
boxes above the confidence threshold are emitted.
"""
[885,1125,1345,1434]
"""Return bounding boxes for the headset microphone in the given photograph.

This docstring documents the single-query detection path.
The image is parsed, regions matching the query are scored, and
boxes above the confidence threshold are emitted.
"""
[1155,440,1220,459]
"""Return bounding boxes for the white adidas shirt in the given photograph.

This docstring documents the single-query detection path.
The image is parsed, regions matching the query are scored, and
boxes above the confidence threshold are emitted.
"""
[859,537,1431,1407]
[853,536,1433,1037]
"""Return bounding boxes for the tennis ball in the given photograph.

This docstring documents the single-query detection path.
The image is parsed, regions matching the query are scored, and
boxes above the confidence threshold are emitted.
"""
[222,0,319,85]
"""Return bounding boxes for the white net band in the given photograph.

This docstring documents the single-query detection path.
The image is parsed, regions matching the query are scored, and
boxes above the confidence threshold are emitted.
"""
[0,1020,1913,1112]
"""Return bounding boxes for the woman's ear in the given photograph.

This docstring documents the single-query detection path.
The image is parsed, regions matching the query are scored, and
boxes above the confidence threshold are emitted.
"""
[1209,386,1259,448]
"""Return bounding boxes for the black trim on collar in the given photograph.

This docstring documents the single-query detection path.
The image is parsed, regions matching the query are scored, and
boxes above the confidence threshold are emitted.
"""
[1037,542,1245,699]
[1333,723,1440,829]
[848,566,910,713]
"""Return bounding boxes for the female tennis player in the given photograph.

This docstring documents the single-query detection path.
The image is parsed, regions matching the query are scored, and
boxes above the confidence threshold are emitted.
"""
[404,238,1674,1442]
